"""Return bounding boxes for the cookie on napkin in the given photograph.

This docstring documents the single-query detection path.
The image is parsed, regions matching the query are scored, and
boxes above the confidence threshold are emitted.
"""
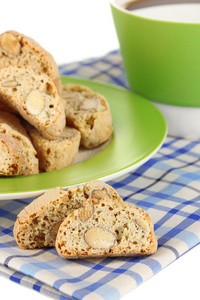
[56,197,157,259]
[13,180,123,249]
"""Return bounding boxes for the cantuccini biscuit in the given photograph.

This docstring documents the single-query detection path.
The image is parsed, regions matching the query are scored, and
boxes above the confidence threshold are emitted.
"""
[0,30,61,94]
[0,110,29,138]
[62,84,113,148]
[26,124,81,172]
[13,180,123,249]
[56,198,157,259]
[0,123,38,175]
[0,65,65,140]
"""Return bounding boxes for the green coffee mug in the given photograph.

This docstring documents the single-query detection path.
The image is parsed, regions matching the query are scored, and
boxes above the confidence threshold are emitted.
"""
[110,0,200,108]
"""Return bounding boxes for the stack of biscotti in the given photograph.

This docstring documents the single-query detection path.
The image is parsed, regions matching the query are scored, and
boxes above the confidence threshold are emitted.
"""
[0,30,77,174]
[14,180,157,259]
[0,30,113,175]
[0,108,81,174]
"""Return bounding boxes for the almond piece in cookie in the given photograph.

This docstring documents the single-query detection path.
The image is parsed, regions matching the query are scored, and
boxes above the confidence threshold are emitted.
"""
[0,32,21,57]
[25,90,45,116]
[67,179,124,206]
[84,226,116,250]
[78,202,94,222]
[1,80,18,88]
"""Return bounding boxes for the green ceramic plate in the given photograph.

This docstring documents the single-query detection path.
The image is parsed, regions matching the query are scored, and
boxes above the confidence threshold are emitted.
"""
[0,76,167,200]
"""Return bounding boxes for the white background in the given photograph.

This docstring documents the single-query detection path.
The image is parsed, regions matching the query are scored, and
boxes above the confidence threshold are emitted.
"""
[1,1,200,299]
[0,0,119,65]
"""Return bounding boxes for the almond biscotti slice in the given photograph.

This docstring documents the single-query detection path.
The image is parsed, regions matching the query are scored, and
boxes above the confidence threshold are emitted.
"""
[0,65,65,140]
[0,30,61,94]
[62,84,113,148]
[0,123,38,175]
[56,198,157,259]
[0,132,27,176]
[13,187,82,249]
[0,110,29,138]
[26,124,81,172]
[13,180,123,249]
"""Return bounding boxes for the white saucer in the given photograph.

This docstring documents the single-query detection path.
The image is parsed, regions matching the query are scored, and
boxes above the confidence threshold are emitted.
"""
[152,102,200,140]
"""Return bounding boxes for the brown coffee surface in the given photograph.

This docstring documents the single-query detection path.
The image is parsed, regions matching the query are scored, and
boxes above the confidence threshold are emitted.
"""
[125,0,200,10]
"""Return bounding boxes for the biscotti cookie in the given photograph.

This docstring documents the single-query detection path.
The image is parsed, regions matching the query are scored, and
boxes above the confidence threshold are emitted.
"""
[0,30,61,94]
[56,198,157,259]
[0,123,38,175]
[13,180,123,249]
[0,133,27,176]
[0,110,29,138]
[0,65,65,140]
[26,124,81,172]
[13,187,81,249]
[62,84,113,148]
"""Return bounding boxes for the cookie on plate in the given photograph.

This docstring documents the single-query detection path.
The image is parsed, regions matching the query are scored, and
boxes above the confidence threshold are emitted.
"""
[0,110,29,138]
[13,180,123,249]
[26,124,81,172]
[62,84,113,148]
[56,198,157,259]
[0,133,27,176]
[0,30,61,94]
[0,65,65,140]
[0,123,38,175]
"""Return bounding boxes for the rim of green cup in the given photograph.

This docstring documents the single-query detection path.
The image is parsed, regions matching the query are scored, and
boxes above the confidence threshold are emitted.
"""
[109,0,200,25]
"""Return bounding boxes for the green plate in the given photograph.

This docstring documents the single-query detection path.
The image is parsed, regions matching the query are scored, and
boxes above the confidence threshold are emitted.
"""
[0,76,167,200]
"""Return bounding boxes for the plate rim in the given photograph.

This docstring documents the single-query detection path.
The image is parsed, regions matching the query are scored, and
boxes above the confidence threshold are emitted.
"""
[0,76,167,200]
[0,139,165,200]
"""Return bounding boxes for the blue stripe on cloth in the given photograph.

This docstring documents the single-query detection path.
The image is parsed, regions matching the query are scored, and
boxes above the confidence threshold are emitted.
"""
[71,257,161,299]
[161,245,179,258]
[0,265,75,300]
[72,284,120,300]
[33,281,43,292]
[10,271,23,284]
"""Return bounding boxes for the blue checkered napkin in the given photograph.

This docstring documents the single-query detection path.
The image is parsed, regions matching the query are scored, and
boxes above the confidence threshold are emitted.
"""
[1,136,200,300]
[0,51,200,300]
[59,50,130,89]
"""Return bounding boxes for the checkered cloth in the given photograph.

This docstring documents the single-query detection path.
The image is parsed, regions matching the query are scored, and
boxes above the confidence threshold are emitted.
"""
[1,50,200,300]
